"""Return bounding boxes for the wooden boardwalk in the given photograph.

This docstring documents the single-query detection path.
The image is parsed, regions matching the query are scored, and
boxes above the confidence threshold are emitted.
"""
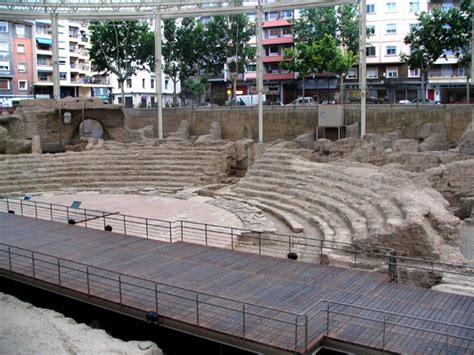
[0,212,473,354]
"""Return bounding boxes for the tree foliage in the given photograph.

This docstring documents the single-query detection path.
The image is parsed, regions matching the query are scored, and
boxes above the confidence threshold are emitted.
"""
[402,2,473,101]
[89,20,153,105]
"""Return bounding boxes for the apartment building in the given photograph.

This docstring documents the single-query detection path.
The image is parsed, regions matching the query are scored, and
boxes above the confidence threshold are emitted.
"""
[110,70,178,108]
[427,0,470,103]
[344,1,426,103]
[33,19,111,101]
[0,20,36,107]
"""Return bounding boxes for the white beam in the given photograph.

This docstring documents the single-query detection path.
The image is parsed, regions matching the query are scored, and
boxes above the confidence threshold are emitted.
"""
[358,0,366,138]
[256,1,264,143]
[51,13,60,100]
[155,13,163,140]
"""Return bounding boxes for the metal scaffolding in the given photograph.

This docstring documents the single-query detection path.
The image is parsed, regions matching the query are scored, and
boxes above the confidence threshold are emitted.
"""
[0,0,365,142]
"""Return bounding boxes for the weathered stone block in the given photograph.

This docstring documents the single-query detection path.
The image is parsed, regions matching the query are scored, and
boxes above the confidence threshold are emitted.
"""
[392,139,419,153]
[5,139,32,154]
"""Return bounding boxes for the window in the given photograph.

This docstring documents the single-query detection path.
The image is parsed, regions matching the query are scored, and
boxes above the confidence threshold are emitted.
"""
[18,80,28,90]
[0,61,10,71]
[164,79,169,90]
[38,72,49,81]
[246,64,256,72]
[409,23,420,31]
[59,72,67,80]
[0,41,8,52]
[366,46,376,56]
[268,46,279,56]
[281,10,292,19]
[0,21,8,32]
[0,79,10,90]
[59,57,66,65]
[408,68,420,77]
[117,97,123,104]
[367,68,378,79]
[367,25,375,36]
[386,2,396,12]
[126,78,132,88]
[441,3,453,12]
[59,41,67,50]
[282,27,292,36]
[386,24,397,34]
[15,24,25,37]
[150,79,155,89]
[17,43,25,53]
[409,1,420,12]
[37,56,49,65]
[366,4,375,13]
[18,62,26,72]
[347,69,357,79]
[386,45,397,56]
[142,78,145,88]
[267,12,279,20]
[386,67,398,78]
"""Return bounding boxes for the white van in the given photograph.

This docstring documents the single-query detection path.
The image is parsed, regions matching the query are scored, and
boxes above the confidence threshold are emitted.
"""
[286,97,316,106]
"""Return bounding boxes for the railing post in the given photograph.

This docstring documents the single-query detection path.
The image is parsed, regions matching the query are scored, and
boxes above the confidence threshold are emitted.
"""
[123,215,127,235]
[8,246,12,271]
[155,284,159,313]
[231,228,234,250]
[196,293,200,326]
[57,259,61,286]
[169,221,172,243]
[294,316,298,353]
[180,220,184,241]
[35,201,38,219]
[6,197,9,212]
[146,218,149,239]
[354,247,357,269]
[382,312,387,350]
[66,206,70,221]
[118,275,123,305]
[320,240,324,263]
[258,232,262,255]
[20,199,23,215]
[84,209,87,228]
[32,252,35,278]
[326,302,330,337]
[242,304,246,340]
[86,266,90,295]
[288,235,291,253]
[103,212,106,229]
[50,204,53,221]
[205,224,208,246]
[446,324,450,354]
[305,315,308,352]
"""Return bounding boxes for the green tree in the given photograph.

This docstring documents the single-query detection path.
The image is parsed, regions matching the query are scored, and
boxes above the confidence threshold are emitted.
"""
[224,1,255,103]
[291,7,337,44]
[282,44,315,100]
[89,20,153,107]
[401,8,450,103]
[162,18,204,106]
[336,4,360,54]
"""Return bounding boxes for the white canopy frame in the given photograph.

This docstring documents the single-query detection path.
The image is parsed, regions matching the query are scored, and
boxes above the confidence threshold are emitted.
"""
[1,0,366,141]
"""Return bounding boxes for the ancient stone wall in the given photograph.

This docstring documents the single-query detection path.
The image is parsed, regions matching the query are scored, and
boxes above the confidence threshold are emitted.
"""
[126,105,472,144]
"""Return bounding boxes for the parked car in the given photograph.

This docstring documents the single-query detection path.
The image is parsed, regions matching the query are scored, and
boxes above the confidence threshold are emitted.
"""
[400,98,441,105]
[286,97,317,106]
[347,96,387,104]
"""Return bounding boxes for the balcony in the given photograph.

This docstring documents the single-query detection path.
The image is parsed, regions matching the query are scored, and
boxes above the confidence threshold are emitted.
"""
[37,64,53,72]
[263,55,287,63]
[428,68,467,84]
[262,36,293,46]
[264,71,294,81]
[262,19,291,28]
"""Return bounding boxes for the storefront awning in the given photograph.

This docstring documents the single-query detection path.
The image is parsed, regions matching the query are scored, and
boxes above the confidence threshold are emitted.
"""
[36,37,52,45]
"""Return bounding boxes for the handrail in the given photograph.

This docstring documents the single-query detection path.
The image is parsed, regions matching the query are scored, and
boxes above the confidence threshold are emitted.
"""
[0,242,308,352]
[1,197,473,283]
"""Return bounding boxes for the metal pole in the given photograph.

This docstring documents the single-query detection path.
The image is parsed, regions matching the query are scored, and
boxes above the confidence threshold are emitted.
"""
[155,13,163,139]
[359,0,367,138]
[169,221,172,243]
[258,232,262,255]
[32,252,35,278]
[50,204,53,221]
[231,228,234,250]
[196,293,200,326]
[155,284,159,313]
[242,304,246,340]
[8,246,12,271]
[326,302,330,337]
[20,199,23,215]
[118,275,122,305]
[86,266,90,295]
[6,197,9,212]
[205,224,208,246]
[294,316,298,352]
[146,218,149,239]
[57,259,61,286]
[35,201,38,219]
[382,313,387,350]
[180,220,183,241]
[84,209,87,227]
[51,13,60,99]
[123,215,126,235]
[256,0,264,143]
[304,315,308,352]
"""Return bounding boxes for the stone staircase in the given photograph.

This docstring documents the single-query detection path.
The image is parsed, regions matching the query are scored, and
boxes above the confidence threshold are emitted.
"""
[220,143,463,276]
[0,141,230,195]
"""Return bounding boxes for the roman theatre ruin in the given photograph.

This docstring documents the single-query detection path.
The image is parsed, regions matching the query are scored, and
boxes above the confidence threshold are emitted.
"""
[1,98,473,296]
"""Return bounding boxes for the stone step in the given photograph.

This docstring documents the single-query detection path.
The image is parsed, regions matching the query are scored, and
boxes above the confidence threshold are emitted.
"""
[232,186,341,242]
[238,177,373,237]
[249,161,405,222]
[431,283,474,297]
[233,185,354,243]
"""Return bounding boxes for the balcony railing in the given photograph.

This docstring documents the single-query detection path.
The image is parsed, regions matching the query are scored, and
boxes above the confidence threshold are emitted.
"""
[428,68,466,77]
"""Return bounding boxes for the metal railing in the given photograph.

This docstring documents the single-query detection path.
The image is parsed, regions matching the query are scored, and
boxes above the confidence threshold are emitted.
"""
[1,197,473,284]
[322,300,474,354]
[0,242,308,353]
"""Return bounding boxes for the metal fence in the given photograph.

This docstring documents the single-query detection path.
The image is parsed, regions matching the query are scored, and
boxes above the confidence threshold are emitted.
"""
[1,197,473,284]
[0,242,308,353]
